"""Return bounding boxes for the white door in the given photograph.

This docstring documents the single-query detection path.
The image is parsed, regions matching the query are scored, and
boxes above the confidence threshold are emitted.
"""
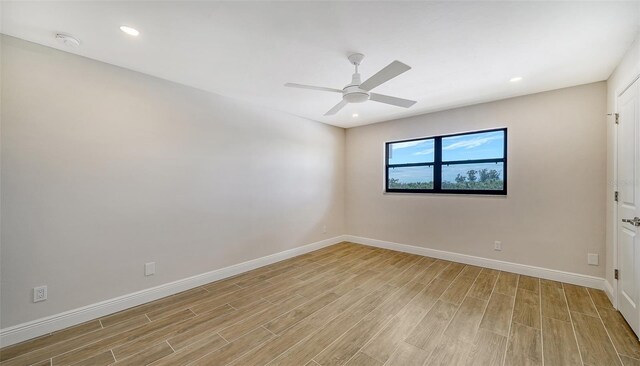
[617,77,640,336]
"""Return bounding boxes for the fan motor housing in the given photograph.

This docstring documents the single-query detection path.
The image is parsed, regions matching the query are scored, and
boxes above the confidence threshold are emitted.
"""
[342,85,370,103]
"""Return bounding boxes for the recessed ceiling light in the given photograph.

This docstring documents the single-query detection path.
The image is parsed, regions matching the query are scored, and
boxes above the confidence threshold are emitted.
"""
[352,113,359,118]
[120,25,139,37]
[510,76,523,82]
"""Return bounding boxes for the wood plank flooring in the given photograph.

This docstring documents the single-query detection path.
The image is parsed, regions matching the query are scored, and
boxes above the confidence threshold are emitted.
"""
[2,242,639,366]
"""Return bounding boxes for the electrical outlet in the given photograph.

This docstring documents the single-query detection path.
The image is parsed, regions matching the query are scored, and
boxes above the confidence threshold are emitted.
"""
[33,286,47,303]
[494,241,502,251]
[145,262,156,276]
[588,253,599,266]
[322,225,327,234]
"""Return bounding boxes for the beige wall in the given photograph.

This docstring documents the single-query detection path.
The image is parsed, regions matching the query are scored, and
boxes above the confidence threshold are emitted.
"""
[606,33,640,288]
[0,36,345,328]
[346,82,607,278]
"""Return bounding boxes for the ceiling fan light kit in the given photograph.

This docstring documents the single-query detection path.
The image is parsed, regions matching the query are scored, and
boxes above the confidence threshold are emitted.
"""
[285,53,417,116]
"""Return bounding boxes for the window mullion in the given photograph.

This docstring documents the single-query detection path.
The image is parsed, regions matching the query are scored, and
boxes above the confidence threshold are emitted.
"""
[441,158,504,166]
[434,137,442,192]
[388,162,434,168]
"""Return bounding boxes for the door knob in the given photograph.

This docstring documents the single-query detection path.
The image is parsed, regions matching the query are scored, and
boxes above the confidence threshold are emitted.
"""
[622,217,640,226]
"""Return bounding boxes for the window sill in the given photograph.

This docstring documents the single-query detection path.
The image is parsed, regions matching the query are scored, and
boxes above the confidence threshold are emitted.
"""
[383,191,508,198]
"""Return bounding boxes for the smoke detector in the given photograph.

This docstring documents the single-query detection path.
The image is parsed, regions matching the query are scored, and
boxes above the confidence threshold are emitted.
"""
[55,33,80,47]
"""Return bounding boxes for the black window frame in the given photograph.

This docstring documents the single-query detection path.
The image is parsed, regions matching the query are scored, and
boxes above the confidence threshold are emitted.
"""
[385,128,507,195]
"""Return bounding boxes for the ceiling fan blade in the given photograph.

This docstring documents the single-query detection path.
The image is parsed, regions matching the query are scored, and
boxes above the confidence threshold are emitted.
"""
[324,100,348,116]
[285,83,342,93]
[359,61,411,91]
[369,93,417,108]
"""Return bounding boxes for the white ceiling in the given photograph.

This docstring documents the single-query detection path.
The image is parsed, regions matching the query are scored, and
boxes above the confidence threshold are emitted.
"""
[2,1,639,128]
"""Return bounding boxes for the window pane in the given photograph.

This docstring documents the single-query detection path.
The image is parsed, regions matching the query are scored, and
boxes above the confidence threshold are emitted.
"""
[388,138,434,164]
[442,130,504,162]
[388,166,434,190]
[441,162,504,190]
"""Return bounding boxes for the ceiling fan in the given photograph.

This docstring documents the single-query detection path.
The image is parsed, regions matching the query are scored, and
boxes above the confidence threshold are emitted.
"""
[285,53,417,116]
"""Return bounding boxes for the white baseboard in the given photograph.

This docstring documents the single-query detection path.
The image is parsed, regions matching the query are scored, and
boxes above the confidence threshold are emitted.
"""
[604,280,616,306]
[0,235,348,347]
[345,235,606,290]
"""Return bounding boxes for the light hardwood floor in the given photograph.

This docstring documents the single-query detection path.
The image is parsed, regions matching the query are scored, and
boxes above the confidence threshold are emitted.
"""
[1,242,639,366]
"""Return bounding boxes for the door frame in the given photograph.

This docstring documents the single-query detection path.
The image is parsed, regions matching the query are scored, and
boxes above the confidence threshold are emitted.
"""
[614,72,640,312]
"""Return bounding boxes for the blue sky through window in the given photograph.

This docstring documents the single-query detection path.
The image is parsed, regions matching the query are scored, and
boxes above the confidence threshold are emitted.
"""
[389,166,434,184]
[442,130,504,161]
[389,139,434,164]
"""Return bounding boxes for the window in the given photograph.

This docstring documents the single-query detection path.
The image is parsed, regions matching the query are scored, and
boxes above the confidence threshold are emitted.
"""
[385,128,507,195]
